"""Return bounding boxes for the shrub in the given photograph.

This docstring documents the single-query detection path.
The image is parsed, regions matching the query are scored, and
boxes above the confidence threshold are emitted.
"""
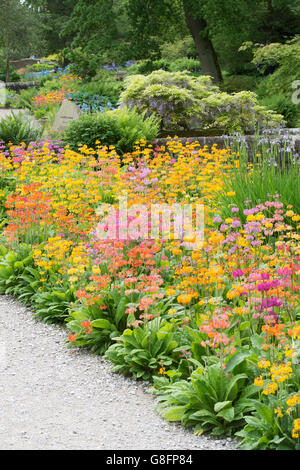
[243,37,300,126]
[259,94,300,128]
[63,47,101,80]
[112,106,159,153]
[221,74,259,93]
[201,91,284,133]
[169,58,201,74]
[0,70,20,82]
[126,59,171,75]
[40,79,61,92]
[105,318,180,381]
[0,58,20,82]
[64,112,121,151]
[0,112,42,147]
[4,90,18,108]
[14,88,38,112]
[82,76,123,105]
[67,91,116,113]
[120,70,284,132]
[28,63,56,73]
[248,42,284,75]
[154,363,257,436]
[64,106,159,154]
[160,37,197,62]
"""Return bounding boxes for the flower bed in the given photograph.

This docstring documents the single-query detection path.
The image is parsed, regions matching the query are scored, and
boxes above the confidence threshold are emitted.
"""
[0,138,299,449]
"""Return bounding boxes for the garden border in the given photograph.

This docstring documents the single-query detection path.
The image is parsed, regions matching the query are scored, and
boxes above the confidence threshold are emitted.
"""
[154,129,300,154]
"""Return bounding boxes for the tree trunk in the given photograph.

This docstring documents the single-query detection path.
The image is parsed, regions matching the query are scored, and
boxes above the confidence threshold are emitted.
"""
[183,5,222,83]
[5,56,10,83]
[267,0,273,12]
[266,0,274,41]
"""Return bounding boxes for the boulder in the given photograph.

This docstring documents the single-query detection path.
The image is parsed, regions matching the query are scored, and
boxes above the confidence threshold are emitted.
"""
[51,99,82,134]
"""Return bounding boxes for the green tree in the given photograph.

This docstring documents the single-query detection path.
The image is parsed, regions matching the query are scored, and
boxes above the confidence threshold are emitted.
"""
[198,0,300,74]
[126,0,300,81]
[63,0,137,65]
[24,0,76,55]
[126,0,223,82]
[0,0,45,82]
[63,0,123,63]
[38,0,300,82]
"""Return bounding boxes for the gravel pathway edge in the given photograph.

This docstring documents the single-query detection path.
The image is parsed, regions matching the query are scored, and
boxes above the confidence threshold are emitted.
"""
[0,296,238,450]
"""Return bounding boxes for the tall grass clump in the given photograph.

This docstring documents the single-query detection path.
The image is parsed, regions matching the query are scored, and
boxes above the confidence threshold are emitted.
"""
[217,131,300,220]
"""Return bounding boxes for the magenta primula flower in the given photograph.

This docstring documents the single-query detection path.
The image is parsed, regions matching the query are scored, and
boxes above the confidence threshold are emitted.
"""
[232,269,244,278]
[257,282,271,292]
[260,272,270,280]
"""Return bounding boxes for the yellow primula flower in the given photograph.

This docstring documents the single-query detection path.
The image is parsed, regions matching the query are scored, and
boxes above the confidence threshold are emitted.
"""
[254,376,263,387]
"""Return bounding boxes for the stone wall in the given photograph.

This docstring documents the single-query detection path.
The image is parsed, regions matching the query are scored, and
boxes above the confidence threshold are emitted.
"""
[4,82,36,91]
[10,58,41,69]
[154,129,300,155]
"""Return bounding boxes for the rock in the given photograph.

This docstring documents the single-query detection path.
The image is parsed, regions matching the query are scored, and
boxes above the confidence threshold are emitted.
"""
[4,82,37,91]
[51,99,81,134]
[10,58,41,69]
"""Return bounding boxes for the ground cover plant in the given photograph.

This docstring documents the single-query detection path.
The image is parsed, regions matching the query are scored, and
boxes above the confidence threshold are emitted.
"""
[0,134,299,449]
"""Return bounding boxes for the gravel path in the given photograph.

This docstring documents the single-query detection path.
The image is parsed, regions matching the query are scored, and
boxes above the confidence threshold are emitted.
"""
[0,296,237,450]
[0,108,27,119]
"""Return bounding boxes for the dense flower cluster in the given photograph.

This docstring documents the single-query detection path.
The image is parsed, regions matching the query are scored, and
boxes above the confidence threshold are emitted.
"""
[34,90,66,108]
[0,138,298,448]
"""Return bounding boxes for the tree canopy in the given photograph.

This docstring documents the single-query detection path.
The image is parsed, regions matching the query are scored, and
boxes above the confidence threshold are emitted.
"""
[0,0,45,81]
[1,0,299,82]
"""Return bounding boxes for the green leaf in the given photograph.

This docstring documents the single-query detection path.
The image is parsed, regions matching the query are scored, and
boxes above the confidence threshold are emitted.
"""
[115,297,127,325]
[214,401,232,413]
[91,319,113,330]
[217,406,235,422]
[251,334,264,350]
[255,402,274,426]
[0,245,7,256]
[225,350,252,373]
[123,329,133,337]
[225,374,247,401]
[194,425,204,436]
[70,310,89,321]
[165,406,185,422]
[189,409,216,420]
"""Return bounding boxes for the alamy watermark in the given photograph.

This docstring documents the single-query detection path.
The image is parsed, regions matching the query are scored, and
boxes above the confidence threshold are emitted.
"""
[94,194,205,250]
